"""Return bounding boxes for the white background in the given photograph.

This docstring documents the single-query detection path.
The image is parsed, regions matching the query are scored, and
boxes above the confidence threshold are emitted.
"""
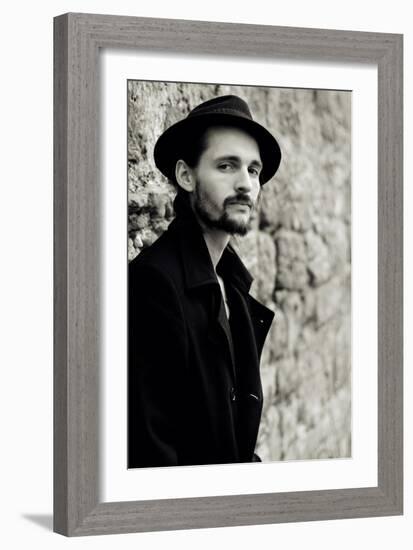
[102,53,378,501]
[0,1,410,549]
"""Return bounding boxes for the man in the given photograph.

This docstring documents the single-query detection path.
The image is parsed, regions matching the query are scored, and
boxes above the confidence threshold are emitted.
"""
[128,95,281,468]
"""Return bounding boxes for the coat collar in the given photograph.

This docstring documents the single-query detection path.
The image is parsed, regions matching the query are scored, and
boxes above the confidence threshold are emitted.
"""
[167,208,253,294]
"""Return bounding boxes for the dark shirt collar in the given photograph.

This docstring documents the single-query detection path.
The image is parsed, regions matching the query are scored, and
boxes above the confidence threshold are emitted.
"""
[167,207,253,294]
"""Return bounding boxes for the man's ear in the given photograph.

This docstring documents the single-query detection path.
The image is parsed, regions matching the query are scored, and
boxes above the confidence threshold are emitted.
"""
[175,160,195,192]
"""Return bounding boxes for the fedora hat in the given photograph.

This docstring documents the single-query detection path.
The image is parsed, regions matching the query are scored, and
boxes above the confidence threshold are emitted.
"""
[154,95,281,185]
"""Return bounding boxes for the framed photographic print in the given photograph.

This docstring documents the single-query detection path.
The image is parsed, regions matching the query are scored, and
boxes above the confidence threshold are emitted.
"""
[54,13,403,536]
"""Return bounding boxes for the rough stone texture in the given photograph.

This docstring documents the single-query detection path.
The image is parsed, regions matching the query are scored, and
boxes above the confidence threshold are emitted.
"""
[128,81,351,462]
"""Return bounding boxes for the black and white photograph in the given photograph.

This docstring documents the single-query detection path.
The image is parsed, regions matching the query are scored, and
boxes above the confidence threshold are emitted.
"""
[0,0,407,544]
[127,81,352,468]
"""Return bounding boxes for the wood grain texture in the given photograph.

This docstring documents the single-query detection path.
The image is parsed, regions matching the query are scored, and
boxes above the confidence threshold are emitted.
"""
[377,33,403,508]
[53,12,403,536]
[53,14,69,535]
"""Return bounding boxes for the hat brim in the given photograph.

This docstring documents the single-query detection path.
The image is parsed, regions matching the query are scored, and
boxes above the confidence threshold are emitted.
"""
[154,113,281,185]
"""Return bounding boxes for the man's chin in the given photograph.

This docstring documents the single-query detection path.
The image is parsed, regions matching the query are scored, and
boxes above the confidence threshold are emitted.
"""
[194,203,252,235]
[218,213,252,235]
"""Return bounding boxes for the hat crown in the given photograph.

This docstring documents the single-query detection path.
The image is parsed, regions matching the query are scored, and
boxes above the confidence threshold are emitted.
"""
[188,95,253,121]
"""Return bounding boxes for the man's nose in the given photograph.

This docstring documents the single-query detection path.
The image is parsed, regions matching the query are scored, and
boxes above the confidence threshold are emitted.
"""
[234,167,253,191]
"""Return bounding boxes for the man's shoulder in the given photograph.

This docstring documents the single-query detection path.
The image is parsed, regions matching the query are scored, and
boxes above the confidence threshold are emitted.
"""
[129,227,183,284]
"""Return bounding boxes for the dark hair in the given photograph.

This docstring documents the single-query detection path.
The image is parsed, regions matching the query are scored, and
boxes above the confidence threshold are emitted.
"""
[169,126,210,186]
[172,188,192,217]
[170,126,210,217]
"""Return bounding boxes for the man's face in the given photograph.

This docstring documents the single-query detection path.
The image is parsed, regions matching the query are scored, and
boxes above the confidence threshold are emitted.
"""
[188,126,262,236]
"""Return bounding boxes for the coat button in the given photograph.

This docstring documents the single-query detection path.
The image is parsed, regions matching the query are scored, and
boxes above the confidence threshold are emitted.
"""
[230,387,237,402]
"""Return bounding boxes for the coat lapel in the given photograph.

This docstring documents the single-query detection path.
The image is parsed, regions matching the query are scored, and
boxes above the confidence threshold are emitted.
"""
[247,295,275,358]
[170,212,274,391]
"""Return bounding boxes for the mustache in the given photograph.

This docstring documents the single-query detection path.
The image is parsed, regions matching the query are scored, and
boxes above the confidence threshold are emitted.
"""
[224,194,254,208]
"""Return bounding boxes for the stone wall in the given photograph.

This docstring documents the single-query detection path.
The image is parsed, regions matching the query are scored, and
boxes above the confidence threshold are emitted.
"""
[128,81,351,461]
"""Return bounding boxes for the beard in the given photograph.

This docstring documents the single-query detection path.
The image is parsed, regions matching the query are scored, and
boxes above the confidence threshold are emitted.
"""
[192,181,259,236]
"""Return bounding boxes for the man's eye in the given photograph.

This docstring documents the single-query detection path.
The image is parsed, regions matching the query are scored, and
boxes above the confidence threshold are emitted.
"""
[249,167,260,176]
[219,163,233,170]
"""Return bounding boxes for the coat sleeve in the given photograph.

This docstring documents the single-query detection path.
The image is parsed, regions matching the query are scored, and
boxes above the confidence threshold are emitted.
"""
[128,262,188,468]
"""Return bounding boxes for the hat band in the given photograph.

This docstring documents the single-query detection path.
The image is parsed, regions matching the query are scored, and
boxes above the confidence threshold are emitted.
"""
[190,107,251,119]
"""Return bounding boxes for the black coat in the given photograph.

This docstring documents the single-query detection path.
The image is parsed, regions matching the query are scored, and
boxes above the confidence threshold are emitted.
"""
[128,210,274,468]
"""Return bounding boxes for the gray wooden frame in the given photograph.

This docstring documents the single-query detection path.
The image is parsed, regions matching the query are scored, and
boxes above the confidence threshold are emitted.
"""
[53,12,403,536]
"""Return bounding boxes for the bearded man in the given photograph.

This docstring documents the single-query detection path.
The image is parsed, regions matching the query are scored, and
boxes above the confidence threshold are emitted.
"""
[128,95,281,468]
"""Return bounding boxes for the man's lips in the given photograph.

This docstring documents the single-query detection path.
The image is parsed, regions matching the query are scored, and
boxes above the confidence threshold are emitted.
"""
[225,199,253,208]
